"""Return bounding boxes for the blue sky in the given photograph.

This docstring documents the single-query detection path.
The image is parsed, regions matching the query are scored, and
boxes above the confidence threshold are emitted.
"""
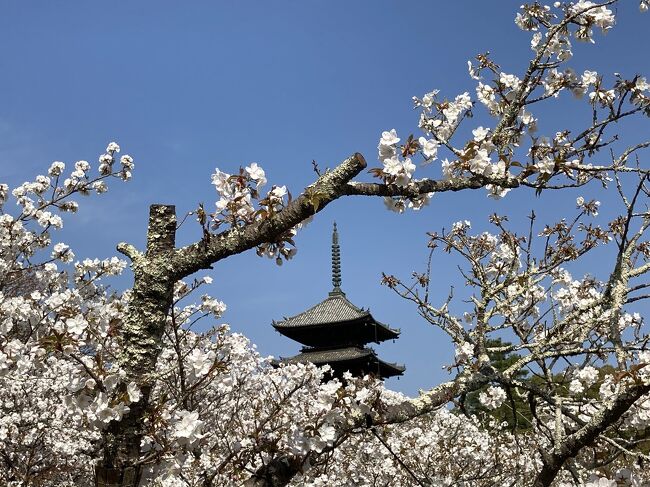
[1,1,649,395]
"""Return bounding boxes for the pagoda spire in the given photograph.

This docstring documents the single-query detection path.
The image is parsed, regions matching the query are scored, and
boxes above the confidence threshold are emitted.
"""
[331,222,343,294]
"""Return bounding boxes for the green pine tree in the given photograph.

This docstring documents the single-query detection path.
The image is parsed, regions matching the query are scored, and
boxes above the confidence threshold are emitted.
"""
[460,338,533,431]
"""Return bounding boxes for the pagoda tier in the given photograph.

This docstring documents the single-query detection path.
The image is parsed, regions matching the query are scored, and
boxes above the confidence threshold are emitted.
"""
[272,223,405,380]
[284,346,404,379]
[272,292,400,347]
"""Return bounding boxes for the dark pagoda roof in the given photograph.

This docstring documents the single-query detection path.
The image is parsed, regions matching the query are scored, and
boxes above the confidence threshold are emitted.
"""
[287,345,373,362]
[271,222,405,380]
[282,346,405,379]
[272,292,400,346]
[274,292,368,327]
[272,292,400,333]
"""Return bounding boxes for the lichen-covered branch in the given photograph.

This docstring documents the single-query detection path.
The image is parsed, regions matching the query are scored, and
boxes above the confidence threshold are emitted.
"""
[342,175,520,198]
[170,153,367,278]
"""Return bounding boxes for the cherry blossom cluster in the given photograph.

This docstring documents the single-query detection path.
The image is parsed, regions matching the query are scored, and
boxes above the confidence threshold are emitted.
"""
[375,128,435,213]
[0,144,140,485]
[370,1,650,208]
[209,163,299,265]
[298,402,541,486]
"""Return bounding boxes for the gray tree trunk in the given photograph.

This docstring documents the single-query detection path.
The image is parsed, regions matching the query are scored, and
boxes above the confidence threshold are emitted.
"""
[99,204,178,483]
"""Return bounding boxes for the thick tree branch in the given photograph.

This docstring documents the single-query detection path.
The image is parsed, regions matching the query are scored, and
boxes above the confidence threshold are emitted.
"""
[533,382,650,487]
[342,175,520,198]
[116,243,142,262]
[377,369,491,425]
[170,153,367,279]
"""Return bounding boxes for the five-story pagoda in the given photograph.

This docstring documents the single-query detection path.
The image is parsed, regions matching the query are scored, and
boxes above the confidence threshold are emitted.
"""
[272,223,404,379]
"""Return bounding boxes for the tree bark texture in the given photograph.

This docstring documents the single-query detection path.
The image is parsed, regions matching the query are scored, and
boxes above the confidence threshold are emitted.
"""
[100,205,178,479]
